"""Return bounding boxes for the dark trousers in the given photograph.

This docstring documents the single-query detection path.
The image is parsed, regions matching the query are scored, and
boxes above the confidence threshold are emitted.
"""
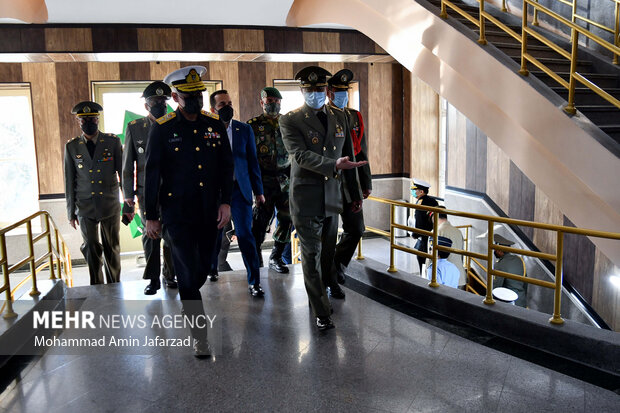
[212,185,261,286]
[334,202,365,269]
[416,236,429,275]
[78,214,121,285]
[291,214,338,318]
[140,209,175,283]
[252,178,292,251]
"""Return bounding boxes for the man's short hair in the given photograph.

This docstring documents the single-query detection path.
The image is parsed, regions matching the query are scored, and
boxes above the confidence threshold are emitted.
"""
[209,89,228,108]
[438,250,451,259]
[438,205,447,220]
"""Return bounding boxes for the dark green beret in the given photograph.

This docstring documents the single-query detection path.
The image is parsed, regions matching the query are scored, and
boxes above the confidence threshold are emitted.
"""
[71,101,103,117]
[261,87,282,99]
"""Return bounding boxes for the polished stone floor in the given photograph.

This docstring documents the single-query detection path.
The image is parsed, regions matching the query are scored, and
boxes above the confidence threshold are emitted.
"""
[1,259,619,413]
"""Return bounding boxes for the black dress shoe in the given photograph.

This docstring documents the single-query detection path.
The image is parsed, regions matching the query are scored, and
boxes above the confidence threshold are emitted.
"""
[207,272,219,282]
[268,258,289,274]
[249,284,264,297]
[162,276,178,288]
[193,338,211,358]
[328,286,346,299]
[316,316,335,331]
[144,283,160,295]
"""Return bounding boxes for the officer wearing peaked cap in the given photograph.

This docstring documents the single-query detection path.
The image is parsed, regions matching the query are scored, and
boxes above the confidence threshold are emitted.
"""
[144,66,233,357]
[64,101,122,285]
[280,65,367,331]
[493,233,528,307]
[122,81,177,295]
[327,69,372,288]
[411,178,439,275]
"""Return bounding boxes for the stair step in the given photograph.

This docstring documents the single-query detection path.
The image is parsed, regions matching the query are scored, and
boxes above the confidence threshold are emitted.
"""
[552,87,620,105]
[510,55,592,71]
[598,125,620,141]
[529,71,619,88]
[492,42,568,59]
[574,105,620,123]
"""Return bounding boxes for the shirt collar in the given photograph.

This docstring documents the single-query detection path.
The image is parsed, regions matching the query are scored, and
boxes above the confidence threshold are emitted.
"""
[81,131,99,145]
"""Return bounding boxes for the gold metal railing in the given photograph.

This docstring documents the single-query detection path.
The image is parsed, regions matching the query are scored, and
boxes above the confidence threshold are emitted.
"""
[362,195,620,325]
[0,211,73,319]
[439,0,620,115]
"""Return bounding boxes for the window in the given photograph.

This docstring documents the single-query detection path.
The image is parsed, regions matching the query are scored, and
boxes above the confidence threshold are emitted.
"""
[273,80,360,114]
[92,80,222,135]
[0,84,39,229]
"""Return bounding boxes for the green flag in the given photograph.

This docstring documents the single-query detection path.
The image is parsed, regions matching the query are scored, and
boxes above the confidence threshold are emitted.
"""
[129,213,143,238]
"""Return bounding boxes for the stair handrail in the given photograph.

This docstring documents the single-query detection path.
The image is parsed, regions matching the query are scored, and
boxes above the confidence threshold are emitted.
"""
[363,195,620,325]
[0,211,73,319]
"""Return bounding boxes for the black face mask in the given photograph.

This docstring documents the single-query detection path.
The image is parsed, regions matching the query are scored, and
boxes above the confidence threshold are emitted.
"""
[149,103,167,119]
[218,105,234,123]
[181,95,203,114]
[80,119,98,135]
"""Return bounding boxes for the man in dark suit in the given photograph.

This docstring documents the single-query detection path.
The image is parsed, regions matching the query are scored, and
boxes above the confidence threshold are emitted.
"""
[208,89,266,297]
[327,69,373,288]
[411,178,439,275]
[122,81,177,295]
[64,101,122,285]
[280,66,366,331]
[144,66,233,357]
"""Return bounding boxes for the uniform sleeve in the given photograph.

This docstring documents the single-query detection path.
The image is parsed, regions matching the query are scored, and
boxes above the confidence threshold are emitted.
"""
[122,124,136,200]
[280,113,337,178]
[245,124,263,196]
[356,112,372,191]
[340,113,362,203]
[64,143,76,220]
[114,136,123,192]
[144,124,163,220]
[217,123,234,205]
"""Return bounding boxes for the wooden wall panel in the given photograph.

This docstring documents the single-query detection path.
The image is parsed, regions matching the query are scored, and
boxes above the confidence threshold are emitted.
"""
[264,29,303,53]
[119,62,150,81]
[509,161,536,239]
[0,64,23,82]
[391,64,404,174]
[344,63,368,114]
[265,62,293,86]
[137,28,182,51]
[0,28,22,53]
[368,64,393,175]
[149,61,180,83]
[563,216,595,302]
[302,32,340,53]
[533,186,564,254]
[45,28,93,52]
[209,62,240,113]
[87,62,120,81]
[592,249,620,330]
[55,63,89,145]
[223,29,265,52]
[465,118,487,193]
[21,63,62,194]
[486,137,510,213]
[410,76,439,195]
[181,28,224,52]
[402,68,411,177]
[20,28,46,52]
[91,27,138,52]
[238,62,267,122]
[446,104,466,188]
[340,32,375,54]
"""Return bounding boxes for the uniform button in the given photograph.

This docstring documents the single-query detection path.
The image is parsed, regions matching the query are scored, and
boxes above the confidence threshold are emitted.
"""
[168,193,172,197]
[324,176,328,181]
[195,147,200,151]
[91,180,94,184]
[89,169,93,173]
[199,182,204,187]
[174,147,179,152]
[198,165,202,170]
[97,169,101,172]
[333,146,336,150]
[193,130,197,134]
[91,192,95,195]
[99,192,103,195]
[323,146,326,151]
[98,181,102,184]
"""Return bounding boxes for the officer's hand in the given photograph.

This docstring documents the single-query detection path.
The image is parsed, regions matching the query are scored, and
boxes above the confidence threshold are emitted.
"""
[146,219,162,240]
[217,204,231,229]
[351,200,363,213]
[124,198,135,208]
[363,189,372,199]
[336,156,368,170]
[255,194,266,206]
[69,219,78,229]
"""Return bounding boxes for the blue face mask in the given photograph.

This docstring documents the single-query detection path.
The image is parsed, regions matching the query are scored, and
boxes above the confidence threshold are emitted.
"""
[332,91,348,109]
[303,91,326,110]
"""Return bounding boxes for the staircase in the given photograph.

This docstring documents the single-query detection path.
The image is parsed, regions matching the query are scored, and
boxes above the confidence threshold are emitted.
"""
[424,0,620,143]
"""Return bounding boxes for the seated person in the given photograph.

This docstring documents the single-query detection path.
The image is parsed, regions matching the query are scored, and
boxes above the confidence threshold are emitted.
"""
[427,236,460,288]
[493,234,527,307]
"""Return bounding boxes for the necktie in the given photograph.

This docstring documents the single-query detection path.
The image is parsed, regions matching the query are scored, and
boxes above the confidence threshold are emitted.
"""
[316,111,327,132]
[86,140,95,159]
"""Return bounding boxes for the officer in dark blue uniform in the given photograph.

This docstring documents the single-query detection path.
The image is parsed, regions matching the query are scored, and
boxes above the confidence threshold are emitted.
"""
[144,66,233,357]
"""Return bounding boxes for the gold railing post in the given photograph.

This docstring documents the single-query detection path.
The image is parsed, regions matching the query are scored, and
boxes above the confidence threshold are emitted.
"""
[440,0,448,19]
[45,215,56,280]
[26,221,40,297]
[519,0,530,76]
[387,204,397,272]
[614,1,619,65]
[483,221,495,305]
[501,0,507,13]
[479,0,488,45]
[533,0,539,26]
[564,28,579,115]
[550,231,565,324]
[1,235,17,319]
[356,238,364,260]
[429,212,440,287]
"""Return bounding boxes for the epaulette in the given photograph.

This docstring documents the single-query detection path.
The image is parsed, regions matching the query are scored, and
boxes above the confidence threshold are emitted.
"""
[248,117,256,124]
[68,136,80,143]
[156,112,176,125]
[129,120,137,125]
[330,105,344,112]
[201,109,219,120]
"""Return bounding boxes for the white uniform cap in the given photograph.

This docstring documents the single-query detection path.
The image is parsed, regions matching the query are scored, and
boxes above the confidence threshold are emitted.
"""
[411,178,431,190]
[163,65,207,93]
[492,287,518,303]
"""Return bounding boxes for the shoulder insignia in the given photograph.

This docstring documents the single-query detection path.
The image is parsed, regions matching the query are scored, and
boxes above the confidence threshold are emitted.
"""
[201,109,219,120]
[129,120,137,125]
[156,112,176,125]
[330,105,343,112]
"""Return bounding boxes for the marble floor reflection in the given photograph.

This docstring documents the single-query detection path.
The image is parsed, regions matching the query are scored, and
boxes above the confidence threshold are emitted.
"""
[1,260,618,413]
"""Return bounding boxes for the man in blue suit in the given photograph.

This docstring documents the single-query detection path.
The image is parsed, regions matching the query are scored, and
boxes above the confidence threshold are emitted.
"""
[209,90,266,297]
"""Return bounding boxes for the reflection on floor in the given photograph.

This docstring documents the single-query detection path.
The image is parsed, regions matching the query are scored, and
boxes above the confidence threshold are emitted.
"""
[1,258,618,412]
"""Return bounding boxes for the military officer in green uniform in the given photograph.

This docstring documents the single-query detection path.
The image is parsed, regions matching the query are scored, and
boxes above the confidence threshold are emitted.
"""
[493,234,528,307]
[248,86,292,274]
[280,66,366,331]
[327,69,373,288]
[64,101,122,285]
[122,81,177,295]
